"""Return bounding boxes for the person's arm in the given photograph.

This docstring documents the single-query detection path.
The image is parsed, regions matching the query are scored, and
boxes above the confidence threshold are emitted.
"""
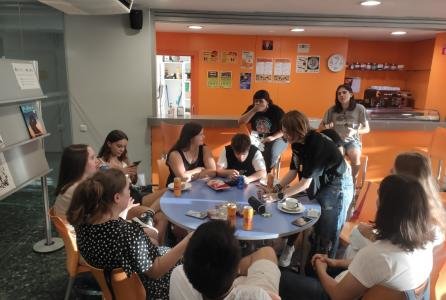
[311,253,352,269]
[282,177,312,198]
[239,103,265,125]
[244,169,266,184]
[263,131,284,143]
[358,121,370,135]
[167,151,201,181]
[197,146,216,179]
[145,232,192,279]
[244,150,267,184]
[238,246,277,276]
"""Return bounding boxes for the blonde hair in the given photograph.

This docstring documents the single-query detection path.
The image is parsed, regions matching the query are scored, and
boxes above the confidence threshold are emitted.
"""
[394,151,446,233]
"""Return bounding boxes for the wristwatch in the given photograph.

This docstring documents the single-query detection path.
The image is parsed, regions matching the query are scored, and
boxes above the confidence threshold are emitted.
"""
[139,210,155,227]
[277,191,285,200]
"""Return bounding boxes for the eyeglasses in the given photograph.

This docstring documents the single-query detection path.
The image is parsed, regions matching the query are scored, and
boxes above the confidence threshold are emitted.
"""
[337,90,349,96]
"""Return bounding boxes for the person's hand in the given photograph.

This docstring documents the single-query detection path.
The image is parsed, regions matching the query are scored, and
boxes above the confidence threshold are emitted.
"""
[346,127,357,138]
[253,101,267,112]
[119,198,139,219]
[263,136,275,143]
[228,169,240,180]
[314,257,328,273]
[262,192,279,203]
[125,165,137,176]
[311,253,338,268]
[324,122,334,129]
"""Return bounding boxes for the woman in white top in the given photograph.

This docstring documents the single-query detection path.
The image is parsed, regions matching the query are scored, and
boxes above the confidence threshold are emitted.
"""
[279,174,436,300]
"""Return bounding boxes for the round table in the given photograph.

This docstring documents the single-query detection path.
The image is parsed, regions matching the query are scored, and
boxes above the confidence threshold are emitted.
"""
[160,179,321,241]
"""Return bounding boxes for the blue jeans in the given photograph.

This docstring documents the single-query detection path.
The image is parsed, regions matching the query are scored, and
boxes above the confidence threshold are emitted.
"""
[314,170,353,258]
[262,137,288,172]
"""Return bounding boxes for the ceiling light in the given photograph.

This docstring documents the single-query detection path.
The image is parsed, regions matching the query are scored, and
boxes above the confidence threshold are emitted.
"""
[290,28,305,32]
[360,1,381,6]
[188,25,203,30]
[391,31,407,35]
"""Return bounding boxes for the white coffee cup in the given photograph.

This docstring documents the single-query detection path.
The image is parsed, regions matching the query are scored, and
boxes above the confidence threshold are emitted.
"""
[285,198,299,210]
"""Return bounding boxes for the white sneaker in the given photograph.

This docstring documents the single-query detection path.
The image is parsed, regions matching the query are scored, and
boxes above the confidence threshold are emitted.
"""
[279,245,295,267]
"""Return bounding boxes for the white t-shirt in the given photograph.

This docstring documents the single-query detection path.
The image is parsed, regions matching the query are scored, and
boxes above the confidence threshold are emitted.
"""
[169,259,280,300]
[54,183,78,221]
[217,148,266,171]
[347,240,433,291]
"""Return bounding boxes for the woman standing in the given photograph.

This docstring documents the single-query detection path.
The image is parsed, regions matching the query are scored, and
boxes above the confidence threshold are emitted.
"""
[166,122,216,186]
[239,90,287,173]
[277,110,353,264]
[67,169,191,300]
[320,84,369,183]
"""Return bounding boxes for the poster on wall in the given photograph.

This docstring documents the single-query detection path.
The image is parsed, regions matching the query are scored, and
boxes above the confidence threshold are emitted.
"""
[0,153,15,198]
[262,40,274,50]
[207,71,219,88]
[222,51,238,64]
[241,51,254,69]
[297,44,311,54]
[296,55,320,73]
[255,58,273,82]
[240,72,252,90]
[273,59,291,83]
[220,71,232,88]
[203,50,219,63]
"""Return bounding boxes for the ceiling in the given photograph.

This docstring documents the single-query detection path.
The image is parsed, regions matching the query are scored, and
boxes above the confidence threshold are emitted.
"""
[136,0,446,41]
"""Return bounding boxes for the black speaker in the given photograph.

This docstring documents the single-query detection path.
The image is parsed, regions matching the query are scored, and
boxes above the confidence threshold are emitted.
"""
[129,10,143,30]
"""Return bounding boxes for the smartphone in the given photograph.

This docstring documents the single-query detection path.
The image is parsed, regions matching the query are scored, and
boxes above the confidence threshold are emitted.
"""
[185,210,208,219]
[131,160,141,167]
[292,216,313,227]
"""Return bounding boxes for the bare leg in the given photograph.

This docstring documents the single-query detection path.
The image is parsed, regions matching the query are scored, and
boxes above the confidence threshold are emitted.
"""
[346,148,361,187]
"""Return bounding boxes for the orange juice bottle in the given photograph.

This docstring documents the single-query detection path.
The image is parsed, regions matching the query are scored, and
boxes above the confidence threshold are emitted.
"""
[174,177,182,197]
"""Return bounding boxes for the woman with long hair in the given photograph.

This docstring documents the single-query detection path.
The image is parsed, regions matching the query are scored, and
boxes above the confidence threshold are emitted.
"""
[239,89,287,173]
[166,122,216,186]
[320,84,370,183]
[67,169,191,300]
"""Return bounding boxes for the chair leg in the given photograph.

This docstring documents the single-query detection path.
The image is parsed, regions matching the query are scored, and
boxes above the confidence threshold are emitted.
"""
[64,276,75,300]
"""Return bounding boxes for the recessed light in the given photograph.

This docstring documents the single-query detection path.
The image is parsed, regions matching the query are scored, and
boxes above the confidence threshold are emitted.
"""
[391,31,407,35]
[188,25,203,30]
[290,28,305,32]
[360,1,381,6]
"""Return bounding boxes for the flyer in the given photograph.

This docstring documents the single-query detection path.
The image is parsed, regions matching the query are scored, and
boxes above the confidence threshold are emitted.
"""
[207,71,219,88]
[221,51,237,64]
[241,51,254,69]
[296,55,320,73]
[240,72,252,90]
[255,58,273,82]
[0,153,15,198]
[203,50,219,63]
[220,71,232,88]
[273,58,291,83]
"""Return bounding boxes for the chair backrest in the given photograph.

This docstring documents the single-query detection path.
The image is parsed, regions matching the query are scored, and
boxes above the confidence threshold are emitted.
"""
[160,122,183,157]
[49,207,80,277]
[157,158,170,188]
[89,266,146,300]
[428,127,446,180]
[350,181,379,222]
[362,285,406,300]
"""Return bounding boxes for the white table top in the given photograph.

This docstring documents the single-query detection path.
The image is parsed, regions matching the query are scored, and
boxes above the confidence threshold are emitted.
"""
[160,179,321,240]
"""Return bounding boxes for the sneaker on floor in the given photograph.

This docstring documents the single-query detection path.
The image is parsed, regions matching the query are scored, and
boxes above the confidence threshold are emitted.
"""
[279,245,295,267]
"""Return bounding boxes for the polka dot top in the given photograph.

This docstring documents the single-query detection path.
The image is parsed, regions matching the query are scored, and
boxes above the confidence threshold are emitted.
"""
[75,218,172,300]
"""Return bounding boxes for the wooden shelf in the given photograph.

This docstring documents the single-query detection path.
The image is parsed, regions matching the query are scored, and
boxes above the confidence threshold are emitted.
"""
[1,133,51,153]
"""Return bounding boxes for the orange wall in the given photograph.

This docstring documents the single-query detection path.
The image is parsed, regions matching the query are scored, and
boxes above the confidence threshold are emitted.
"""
[426,33,446,120]
[157,33,348,118]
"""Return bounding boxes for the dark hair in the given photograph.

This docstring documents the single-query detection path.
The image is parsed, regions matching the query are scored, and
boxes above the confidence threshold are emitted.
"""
[375,174,435,251]
[281,110,310,143]
[55,144,89,196]
[98,130,129,162]
[334,84,356,113]
[231,133,251,153]
[67,168,127,226]
[169,122,202,152]
[184,220,241,299]
[253,89,273,105]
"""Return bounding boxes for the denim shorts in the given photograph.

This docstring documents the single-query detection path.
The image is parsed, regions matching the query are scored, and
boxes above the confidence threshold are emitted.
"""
[343,139,361,152]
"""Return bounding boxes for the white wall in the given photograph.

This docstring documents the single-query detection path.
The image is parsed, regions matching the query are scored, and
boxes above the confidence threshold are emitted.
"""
[64,11,154,177]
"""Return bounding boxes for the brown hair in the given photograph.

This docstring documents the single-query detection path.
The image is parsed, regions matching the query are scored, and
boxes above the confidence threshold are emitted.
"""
[375,174,435,251]
[67,168,127,226]
[394,151,446,232]
[231,133,251,153]
[55,144,89,196]
[98,130,129,163]
[281,110,310,142]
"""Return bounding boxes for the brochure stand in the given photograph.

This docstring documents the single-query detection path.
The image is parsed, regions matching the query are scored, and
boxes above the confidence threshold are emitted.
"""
[0,58,63,253]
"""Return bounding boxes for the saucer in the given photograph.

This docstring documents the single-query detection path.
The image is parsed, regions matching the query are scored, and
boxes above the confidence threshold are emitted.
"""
[167,182,192,191]
[277,201,305,214]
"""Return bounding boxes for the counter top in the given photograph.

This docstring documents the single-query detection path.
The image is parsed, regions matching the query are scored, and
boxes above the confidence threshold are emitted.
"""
[148,115,446,131]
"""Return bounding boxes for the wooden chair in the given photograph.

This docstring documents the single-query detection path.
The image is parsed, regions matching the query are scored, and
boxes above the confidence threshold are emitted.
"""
[357,155,369,193]
[157,158,170,188]
[49,207,92,300]
[340,181,379,244]
[160,122,183,158]
[428,127,446,181]
[89,266,146,300]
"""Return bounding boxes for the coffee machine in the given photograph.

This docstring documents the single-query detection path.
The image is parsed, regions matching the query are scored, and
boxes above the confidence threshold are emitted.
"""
[363,88,414,108]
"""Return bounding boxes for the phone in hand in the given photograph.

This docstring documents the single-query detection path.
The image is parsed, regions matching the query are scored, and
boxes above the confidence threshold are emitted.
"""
[185,210,208,219]
[131,160,141,167]
[292,216,313,227]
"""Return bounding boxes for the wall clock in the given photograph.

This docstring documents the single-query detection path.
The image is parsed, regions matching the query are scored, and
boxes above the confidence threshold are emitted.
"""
[327,54,345,72]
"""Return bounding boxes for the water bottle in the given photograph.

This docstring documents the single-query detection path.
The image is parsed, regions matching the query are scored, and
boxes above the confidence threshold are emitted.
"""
[237,175,245,189]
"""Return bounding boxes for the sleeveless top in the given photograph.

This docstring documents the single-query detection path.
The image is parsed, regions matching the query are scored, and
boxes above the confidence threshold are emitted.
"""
[225,145,258,177]
[166,145,205,186]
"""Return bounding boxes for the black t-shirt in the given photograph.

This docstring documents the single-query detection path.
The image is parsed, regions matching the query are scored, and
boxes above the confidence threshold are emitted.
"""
[166,145,205,186]
[225,144,258,176]
[289,130,347,198]
[243,104,284,136]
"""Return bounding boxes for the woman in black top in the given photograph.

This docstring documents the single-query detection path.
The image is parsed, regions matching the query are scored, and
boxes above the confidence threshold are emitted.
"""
[67,169,191,300]
[239,90,287,172]
[166,122,216,186]
[276,110,353,264]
